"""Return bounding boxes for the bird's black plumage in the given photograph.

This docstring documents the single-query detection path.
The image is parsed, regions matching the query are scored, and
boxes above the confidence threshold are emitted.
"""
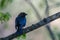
[15,12,27,34]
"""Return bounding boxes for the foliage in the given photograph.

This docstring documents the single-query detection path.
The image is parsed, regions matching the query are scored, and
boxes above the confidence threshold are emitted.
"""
[0,0,12,29]
[0,0,13,9]
[17,34,26,40]
[0,12,11,23]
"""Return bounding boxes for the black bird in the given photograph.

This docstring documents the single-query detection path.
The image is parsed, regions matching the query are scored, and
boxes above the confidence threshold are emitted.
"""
[15,12,27,34]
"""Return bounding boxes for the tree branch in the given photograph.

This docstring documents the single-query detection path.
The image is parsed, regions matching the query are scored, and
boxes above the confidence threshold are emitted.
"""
[45,0,55,40]
[0,12,60,40]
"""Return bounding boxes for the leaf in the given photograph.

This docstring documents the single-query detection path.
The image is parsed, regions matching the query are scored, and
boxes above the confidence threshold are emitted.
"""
[21,34,26,39]
[17,34,26,40]
[0,12,4,21]
[0,12,11,22]
[3,12,11,21]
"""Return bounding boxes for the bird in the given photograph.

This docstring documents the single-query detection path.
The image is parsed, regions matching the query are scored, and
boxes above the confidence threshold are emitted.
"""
[15,12,27,34]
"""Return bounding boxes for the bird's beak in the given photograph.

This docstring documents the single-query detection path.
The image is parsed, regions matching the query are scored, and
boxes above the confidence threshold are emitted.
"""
[25,14,27,15]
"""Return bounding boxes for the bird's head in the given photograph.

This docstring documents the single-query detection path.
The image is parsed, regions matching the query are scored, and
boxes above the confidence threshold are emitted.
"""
[19,12,27,17]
